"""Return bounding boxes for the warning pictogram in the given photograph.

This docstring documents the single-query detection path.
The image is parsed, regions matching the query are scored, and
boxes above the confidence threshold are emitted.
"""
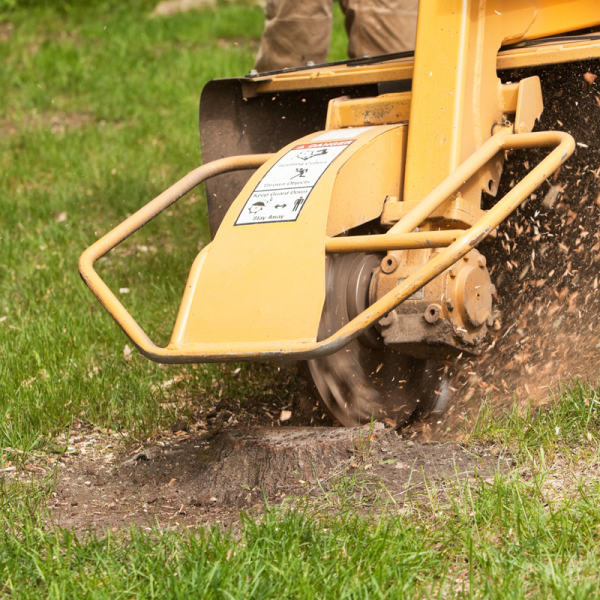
[235,139,353,225]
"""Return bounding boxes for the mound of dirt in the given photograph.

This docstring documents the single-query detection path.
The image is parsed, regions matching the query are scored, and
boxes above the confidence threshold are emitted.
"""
[47,425,500,531]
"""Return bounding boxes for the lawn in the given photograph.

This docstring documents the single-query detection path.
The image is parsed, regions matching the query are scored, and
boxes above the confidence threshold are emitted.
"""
[1,0,346,450]
[3,381,600,598]
[3,1,600,598]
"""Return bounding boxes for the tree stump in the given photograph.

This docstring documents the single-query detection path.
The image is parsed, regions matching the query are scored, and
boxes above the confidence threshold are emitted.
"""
[187,426,377,506]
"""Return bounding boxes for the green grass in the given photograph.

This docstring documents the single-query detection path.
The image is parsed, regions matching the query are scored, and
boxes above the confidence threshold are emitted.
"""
[469,380,600,461]
[4,452,600,598]
[5,1,600,597]
[0,0,348,450]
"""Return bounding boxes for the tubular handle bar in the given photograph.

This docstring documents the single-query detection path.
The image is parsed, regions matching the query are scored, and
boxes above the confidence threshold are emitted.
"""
[79,131,575,363]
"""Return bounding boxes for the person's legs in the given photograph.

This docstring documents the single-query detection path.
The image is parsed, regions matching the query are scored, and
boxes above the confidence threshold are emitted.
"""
[254,0,334,72]
[340,0,418,59]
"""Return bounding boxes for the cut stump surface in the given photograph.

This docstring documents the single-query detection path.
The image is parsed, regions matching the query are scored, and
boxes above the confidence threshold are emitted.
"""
[47,425,501,531]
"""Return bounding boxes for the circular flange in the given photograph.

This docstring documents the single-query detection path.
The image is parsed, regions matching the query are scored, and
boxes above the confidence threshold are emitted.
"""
[456,266,492,327]
[444,248,493,343]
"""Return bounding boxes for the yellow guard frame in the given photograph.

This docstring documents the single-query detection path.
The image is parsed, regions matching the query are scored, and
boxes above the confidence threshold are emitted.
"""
[80,0,598,363]
[79,131,574,363]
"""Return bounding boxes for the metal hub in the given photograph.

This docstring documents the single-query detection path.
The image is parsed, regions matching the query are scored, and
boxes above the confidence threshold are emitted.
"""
[455,265,492,327]
[305,253,444,427]
[375,247,494,358]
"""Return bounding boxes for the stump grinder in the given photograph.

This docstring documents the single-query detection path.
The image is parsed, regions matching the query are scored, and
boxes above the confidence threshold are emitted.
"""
[80,1,600,428]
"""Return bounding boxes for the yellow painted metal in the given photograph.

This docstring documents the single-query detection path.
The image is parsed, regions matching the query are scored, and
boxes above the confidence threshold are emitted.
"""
[79,154,272,357]
[325,93,411,130]
[79,130,574,363]
[171,244,211,345]
[498,37,600,69]
[403,0,539,208]
[243,59,415,96]
[514,76,544,134]
[379,76,543,229]
[390,127,515,236]
[244,36,600,97]
[178,125,402,347]
[80,0,593,366]
[496,78,544,135]
[324,77,539,139]
[524,0,600,40]
[325,230,461,253]
[381,194,490,230]
[326,125,407,236]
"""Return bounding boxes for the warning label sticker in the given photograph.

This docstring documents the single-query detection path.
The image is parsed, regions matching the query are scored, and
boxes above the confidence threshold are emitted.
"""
[235,139,354,226]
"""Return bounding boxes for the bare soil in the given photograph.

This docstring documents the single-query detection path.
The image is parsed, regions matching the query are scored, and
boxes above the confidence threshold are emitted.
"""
[0,22,14,43]
[9,418,500,532]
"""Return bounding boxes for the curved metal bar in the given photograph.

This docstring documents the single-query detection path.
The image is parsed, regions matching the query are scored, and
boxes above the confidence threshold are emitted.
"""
[325,230,462,253]
[80,132,574,364]
[316,131,575,353]
[78,154,273,356]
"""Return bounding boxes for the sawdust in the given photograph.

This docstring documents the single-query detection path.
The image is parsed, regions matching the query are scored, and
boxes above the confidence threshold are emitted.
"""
[407,59,600,441]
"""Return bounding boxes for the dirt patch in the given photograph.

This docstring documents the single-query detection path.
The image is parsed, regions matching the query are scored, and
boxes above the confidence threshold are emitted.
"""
[21,423,499,532]
[0,22,14,43]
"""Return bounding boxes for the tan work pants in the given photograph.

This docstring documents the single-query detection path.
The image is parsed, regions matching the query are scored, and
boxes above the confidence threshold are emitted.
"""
[254,0,419,73]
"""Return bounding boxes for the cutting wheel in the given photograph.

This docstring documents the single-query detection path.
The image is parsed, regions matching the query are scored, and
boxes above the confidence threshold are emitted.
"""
[306,253,446,427]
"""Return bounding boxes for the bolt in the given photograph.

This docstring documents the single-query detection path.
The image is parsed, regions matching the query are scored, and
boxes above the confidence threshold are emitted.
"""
[463,256,469,262]
[424,304,442,324]
[446,298,455,311]
[306,61,315,67]
[249,69,259,77]
[449,267,457,278]
[477,256,487,268]
[381,255,398,274]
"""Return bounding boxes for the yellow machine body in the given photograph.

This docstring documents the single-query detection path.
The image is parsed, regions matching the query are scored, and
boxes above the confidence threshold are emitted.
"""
[80,0,599,369]
[175,126,406,347]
